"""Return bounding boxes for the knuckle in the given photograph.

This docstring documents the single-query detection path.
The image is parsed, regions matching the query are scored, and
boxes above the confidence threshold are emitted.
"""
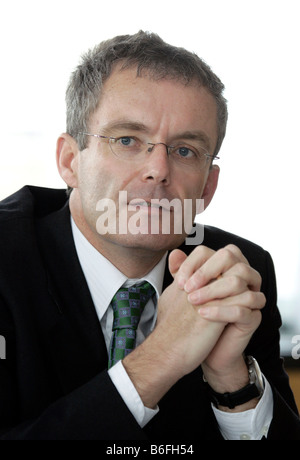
[243,290,266,309]
[225,243,238,251]
[236,262,250,277]
[233,305,245,321]
[194,245,204,254]
[244,290,257,305]
[194,245,209,256]
[218,247,236,263]
[224,244,241,257]
[224,244,249,264]
[227,274,244,291]
[258,291,266,308]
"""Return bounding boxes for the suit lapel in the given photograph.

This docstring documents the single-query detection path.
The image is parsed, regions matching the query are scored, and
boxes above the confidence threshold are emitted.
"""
[35,202,108,394]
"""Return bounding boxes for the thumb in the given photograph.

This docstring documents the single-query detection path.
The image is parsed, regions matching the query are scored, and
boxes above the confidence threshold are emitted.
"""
[168,249,187,279]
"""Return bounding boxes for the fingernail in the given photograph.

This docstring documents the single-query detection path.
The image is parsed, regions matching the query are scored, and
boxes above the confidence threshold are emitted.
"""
[184,279,195,293]
[198,307,209,317]
[177,275,186,289]
[188,291,199,304]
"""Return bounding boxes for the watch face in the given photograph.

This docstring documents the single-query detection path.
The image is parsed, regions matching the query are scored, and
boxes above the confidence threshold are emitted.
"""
[247,356,264,395]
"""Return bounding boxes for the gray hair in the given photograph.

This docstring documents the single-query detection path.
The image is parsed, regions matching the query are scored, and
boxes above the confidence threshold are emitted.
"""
[66,30,228,156]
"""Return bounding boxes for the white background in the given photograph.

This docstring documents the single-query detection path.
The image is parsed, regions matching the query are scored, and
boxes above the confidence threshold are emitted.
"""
[0,0,299,351]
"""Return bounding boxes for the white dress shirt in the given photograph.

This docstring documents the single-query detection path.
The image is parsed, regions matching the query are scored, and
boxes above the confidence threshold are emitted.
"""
[71,217,273,440]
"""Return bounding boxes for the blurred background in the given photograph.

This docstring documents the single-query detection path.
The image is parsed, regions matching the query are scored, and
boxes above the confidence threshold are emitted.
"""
[0,0,299,401]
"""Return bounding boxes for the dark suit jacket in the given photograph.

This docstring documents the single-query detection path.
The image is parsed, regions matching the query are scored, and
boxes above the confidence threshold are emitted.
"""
[0,185,299,440]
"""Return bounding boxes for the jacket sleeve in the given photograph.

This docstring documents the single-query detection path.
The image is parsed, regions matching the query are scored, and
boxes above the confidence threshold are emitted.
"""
[0,369,147,440]
[0,297,146,440]
[245,251,300,440]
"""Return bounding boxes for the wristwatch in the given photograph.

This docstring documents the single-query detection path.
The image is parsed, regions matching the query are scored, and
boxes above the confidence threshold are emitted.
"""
[204,356,265,409]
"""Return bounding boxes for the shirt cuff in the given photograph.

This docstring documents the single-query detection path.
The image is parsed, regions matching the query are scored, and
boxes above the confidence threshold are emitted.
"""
[212,376,273,440]
[108,360,159,428]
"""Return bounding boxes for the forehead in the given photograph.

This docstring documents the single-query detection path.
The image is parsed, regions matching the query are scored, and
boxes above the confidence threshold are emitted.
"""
[91,66,218,150]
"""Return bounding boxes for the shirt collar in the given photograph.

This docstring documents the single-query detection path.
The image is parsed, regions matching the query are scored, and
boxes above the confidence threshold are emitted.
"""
[71,217,168,321]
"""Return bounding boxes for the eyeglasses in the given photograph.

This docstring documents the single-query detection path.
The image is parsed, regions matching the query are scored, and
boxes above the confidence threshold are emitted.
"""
[78,132,219,170]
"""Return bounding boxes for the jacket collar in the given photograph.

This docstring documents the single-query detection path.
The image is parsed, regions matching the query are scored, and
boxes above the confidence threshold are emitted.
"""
[36,201,109,394]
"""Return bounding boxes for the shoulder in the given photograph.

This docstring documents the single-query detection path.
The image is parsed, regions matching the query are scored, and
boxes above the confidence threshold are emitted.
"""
[0,186,69,256]
[0,186,68,223]
[182,224,270,274]
[203,225,267,265]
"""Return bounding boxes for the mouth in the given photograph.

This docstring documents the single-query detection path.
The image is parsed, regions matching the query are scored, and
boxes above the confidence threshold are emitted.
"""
[128,199,174,212]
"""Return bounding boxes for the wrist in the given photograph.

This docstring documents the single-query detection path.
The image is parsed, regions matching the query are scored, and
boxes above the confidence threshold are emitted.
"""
[203,356,264,412]
[202,355,249,394]
[123,329,182,409]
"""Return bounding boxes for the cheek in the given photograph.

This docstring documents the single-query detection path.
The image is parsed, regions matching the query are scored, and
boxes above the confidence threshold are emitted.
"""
[182,177,208,215]
[78,154,133,203]
[181,175,207,200]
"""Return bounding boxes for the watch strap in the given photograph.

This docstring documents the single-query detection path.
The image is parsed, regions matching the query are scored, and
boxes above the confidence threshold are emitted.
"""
[204,355,264,409]
[207,381,261,409]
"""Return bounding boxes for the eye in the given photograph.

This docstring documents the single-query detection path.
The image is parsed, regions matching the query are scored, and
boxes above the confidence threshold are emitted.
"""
[174,145,196,158]
[110,136,142,156]
[117,136,136,147]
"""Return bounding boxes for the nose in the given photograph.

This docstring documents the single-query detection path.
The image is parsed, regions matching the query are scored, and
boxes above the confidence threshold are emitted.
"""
[141,143,171,185]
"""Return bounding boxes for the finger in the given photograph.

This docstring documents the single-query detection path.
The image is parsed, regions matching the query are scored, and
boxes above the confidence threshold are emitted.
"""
[188,275,247,305]
[176,245,215,289]
[223,263,262,292]
[188,265,263,304]
[191,289,266,310]
[223,244,249,265]
[198,305,262,328]
[168,249,187,279]
[184,246,244,293]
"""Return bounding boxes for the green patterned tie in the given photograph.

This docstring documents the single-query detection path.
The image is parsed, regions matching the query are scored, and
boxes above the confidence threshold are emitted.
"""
[108,281,155,369]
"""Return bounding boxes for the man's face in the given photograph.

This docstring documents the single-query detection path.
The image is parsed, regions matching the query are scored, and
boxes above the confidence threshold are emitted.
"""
[72,66,219,254]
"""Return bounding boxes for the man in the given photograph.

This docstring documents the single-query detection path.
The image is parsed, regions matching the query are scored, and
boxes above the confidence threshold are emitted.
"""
[0,31,299,441]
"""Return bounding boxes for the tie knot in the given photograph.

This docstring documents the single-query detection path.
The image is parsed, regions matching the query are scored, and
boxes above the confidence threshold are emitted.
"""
[111,281,155,332]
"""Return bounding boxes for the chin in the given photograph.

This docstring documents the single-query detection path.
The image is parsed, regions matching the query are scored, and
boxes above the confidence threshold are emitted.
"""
[108,232,187,252]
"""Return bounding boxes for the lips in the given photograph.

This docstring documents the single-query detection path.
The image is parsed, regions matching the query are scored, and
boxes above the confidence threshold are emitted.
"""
[128,199,173,212]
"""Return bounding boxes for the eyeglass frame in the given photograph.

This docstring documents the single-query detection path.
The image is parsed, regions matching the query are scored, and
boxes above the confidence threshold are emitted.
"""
[77,132,219,168]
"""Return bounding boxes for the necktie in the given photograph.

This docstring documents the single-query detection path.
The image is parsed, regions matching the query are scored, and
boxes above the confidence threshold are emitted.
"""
[108,281,155,369]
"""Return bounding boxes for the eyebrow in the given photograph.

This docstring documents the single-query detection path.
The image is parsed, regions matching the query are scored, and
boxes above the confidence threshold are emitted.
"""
[172,131,211,151]
[101,120,150,135]
[100,120,211,151]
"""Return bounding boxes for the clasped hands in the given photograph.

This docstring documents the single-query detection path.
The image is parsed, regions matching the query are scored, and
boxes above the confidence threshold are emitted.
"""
[166,244,266,395]
[123,244,266,410]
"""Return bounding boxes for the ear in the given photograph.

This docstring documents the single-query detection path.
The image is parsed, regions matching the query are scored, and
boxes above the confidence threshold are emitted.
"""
[56,133,79,189]
[201,165,220,210]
